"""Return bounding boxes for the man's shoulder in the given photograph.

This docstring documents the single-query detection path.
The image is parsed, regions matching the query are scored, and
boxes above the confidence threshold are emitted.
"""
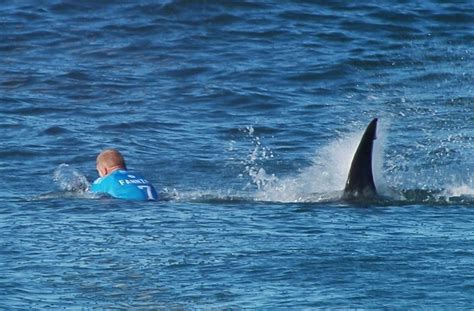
[114,170,147,180]
[93,176,105,185]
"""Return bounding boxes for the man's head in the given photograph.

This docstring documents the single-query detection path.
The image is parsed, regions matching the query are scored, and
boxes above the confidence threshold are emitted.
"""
[96,149,127,177]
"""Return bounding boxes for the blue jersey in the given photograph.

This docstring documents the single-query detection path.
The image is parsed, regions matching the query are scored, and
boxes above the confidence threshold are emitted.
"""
[91,169,158,201]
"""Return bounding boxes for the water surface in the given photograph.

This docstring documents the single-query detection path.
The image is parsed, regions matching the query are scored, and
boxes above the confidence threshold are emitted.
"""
[1,0,474,308]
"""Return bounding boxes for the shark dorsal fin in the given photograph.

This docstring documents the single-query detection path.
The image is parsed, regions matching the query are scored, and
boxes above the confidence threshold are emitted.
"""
[343,118,378,199]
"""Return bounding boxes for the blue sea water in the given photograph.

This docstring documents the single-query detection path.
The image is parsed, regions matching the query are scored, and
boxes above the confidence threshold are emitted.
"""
[1,0,474,308]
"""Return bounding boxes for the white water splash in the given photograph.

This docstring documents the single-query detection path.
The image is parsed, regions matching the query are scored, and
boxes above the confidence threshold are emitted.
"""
[442,179,474,198]
[247,121,388,203]
[239,126,276,191]
[53,163,91,192]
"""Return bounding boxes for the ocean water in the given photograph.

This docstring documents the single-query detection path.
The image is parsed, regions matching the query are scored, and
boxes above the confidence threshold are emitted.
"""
[1,0,474,308]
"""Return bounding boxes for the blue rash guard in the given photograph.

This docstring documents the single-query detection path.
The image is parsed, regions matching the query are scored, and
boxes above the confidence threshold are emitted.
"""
[91,169,158,201]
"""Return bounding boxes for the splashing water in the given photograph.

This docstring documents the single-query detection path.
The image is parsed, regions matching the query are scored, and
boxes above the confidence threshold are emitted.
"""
[245,122,389,203]
[442,179,474,199]
[240,126,277,191]
[53,164,90,193]
[254,132,362,202]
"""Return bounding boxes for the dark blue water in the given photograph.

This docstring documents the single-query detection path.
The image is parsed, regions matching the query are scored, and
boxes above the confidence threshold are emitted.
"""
[1,0,474,308]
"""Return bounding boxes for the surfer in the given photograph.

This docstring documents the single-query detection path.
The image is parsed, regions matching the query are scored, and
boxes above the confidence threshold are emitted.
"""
[91,149,158,201]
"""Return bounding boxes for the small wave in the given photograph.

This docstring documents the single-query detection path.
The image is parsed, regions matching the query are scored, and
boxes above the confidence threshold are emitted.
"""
[42,126,70,136]
[97,121,179,131]
[160,188,252,204]
[409,72,458,83]
[164,66,210,78]
[433,12,473,24]
[3,107,74,116]
[316,32,353,43]
[287,65,350,82]
[31,190,100,201]
[205,13,240,25]
[57,70,91,81]
[0,150,40,159]
[345,56,398,70]
[1,76,37,89]
[279,11,339,23]
[369,10,420,23]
